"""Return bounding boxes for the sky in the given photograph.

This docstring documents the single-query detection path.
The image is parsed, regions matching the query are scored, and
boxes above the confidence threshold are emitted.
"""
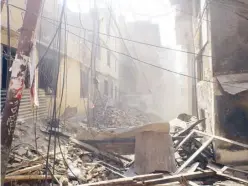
[66,0,176,46]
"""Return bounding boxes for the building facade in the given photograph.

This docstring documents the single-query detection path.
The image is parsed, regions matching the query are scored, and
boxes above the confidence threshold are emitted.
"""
[171,0,248,166]
[118,20,164,118]
[1,0,48,120]
[39,1,121,119]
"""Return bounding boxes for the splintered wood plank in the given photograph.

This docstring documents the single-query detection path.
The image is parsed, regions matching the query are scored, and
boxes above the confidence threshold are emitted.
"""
[134,131,176,174]
[7,164,44,176]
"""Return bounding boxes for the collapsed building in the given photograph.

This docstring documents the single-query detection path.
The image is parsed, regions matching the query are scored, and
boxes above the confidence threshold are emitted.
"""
[2,0,248,185]
[170,0,248,166]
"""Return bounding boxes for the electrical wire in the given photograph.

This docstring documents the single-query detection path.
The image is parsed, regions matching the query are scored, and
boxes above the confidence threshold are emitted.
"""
[78,5,119,128]
[107,2,152,121]
[6,2,212,58]
[51,2,64,185]
[5,1,248,99]
[107,4,152,95]
[193,0,210,39]
[5,2,248,95]
[32,0,45,160]
[35,25,247,93]
[7,0,248,59]
[63,30,248,91]
[44,0,65,183]
[35,6,66,71]
[55,9,81,184]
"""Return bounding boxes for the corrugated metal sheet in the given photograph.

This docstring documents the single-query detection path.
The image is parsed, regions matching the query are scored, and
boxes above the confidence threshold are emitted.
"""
[216,73,248,95]
[1,89,48,120]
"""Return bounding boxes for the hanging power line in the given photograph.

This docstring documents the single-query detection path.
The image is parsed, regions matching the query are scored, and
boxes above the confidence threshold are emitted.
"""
[65,29,248,91]
[105,4,153,94]
[7,0,248,59]
[6,2,212,58]
[33,16,248,92]
[5,1,248,91]
[44,0,66,182]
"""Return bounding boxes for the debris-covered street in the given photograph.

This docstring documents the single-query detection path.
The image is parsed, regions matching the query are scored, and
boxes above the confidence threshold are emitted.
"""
[4,116,248,185]
[2,0,248,185]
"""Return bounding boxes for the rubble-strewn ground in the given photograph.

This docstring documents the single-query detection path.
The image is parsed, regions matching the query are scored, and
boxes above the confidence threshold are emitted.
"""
[8,119,124,186]
[93,95,162,128]
[6,114,248,186]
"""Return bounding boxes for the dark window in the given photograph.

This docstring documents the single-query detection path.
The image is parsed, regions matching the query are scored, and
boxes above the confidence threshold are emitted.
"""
[37,44,59,95]
[1,45,16,89]
[104,80,108,95]
[80,69,88,98]
[107,50,111,67]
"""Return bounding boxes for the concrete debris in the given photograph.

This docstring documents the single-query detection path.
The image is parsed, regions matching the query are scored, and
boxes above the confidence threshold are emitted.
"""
[6,142,121,185]
[6,115,248,186]
[93,96,151,128]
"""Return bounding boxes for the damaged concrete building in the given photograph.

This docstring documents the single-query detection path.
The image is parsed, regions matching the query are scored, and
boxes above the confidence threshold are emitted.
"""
[170,0,248,166]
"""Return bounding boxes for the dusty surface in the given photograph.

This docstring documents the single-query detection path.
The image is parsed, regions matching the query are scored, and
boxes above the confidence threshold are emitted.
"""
[8,119,124,186]
[13,119,67,154]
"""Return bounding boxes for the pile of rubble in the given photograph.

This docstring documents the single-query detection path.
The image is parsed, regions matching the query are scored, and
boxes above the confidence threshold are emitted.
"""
[5,115,248,186]
[93,95,150,127]
[6,140,125,186]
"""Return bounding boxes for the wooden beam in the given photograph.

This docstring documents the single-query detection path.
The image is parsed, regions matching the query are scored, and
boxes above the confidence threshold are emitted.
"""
[188,181,200,186]
[193,130,248,149]
[70,138,123,165]
[207,164,248,184]
[78,173,163,186]
[4,175,61,182]
[173,119,205,147]
[175,137,214,174]
[7,164,44,176]
[138,170,215,185]
[175,130,195,151]
[174,119,205,138]
[221,166,248,175]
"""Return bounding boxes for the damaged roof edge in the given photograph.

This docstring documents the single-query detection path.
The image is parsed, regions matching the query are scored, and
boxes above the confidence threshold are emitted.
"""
[216,73,248,95]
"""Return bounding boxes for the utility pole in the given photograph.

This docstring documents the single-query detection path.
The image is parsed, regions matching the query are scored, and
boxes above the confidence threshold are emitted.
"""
[1,0,5,11]
[88,0,99,126]
[6,0,11,89]
[1,0,42,183]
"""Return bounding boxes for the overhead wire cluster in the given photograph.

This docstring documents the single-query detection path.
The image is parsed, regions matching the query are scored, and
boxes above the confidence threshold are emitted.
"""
[5,0,248,129]
[4,0,248,132]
